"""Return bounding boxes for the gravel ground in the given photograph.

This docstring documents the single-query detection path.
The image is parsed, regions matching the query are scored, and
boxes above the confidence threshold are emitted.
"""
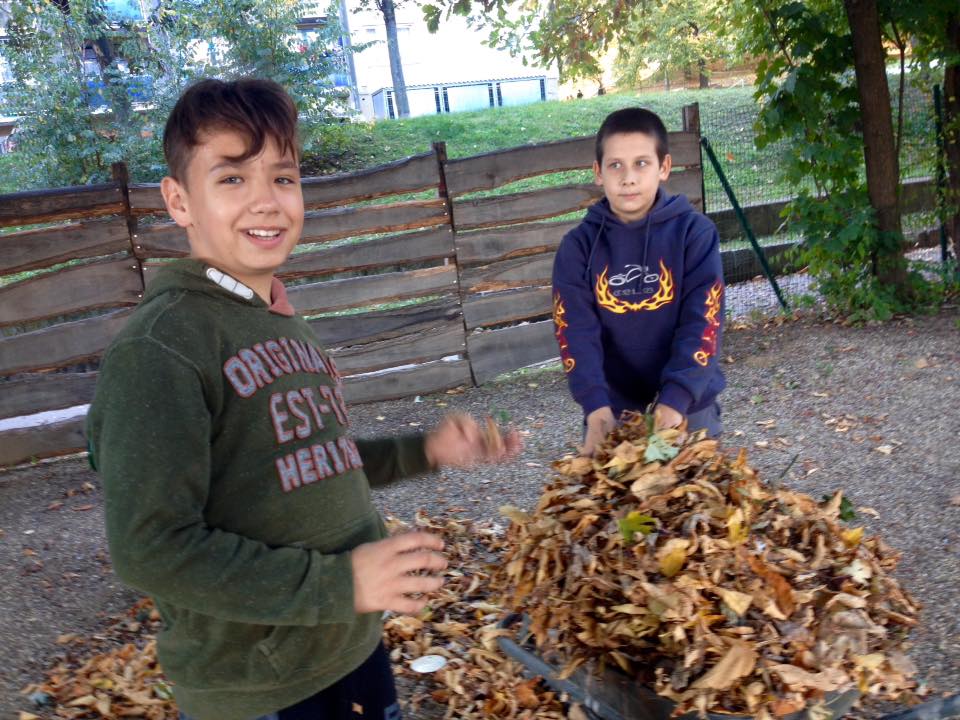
[1,307,958,718]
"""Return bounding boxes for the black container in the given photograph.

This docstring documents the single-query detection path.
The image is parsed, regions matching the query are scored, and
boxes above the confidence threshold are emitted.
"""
[496,613,861,720]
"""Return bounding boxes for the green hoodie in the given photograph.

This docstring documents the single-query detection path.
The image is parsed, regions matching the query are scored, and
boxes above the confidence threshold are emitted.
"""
[86,259,432,719]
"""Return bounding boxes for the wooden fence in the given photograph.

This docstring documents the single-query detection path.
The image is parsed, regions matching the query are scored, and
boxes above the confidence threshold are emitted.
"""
[0,104,938,468]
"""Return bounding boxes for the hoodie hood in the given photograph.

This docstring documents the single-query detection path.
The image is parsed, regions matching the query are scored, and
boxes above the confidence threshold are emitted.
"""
[583,190,695,230]
[579,190,696,289]
[143,258,295,317]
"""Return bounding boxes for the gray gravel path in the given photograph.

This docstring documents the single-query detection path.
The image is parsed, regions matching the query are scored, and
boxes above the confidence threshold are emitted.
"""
[1,307,958,718]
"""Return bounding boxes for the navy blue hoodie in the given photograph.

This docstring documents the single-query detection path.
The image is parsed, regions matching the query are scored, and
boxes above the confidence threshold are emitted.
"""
[551,190,725,419]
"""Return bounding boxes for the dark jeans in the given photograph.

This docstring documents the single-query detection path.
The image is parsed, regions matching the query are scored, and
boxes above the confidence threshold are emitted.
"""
[178,642,401,720]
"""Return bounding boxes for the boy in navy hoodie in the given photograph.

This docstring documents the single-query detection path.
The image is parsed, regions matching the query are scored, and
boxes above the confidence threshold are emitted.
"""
[552,107,725,455]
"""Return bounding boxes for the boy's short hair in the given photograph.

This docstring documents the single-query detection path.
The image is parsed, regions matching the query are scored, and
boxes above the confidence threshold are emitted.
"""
[595,108,669,165]
[163,78,299,182]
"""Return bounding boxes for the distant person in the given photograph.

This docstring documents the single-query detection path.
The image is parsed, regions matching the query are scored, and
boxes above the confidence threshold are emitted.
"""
[576,89,583,99]
[87,77,520,720]
[551,107,725,456]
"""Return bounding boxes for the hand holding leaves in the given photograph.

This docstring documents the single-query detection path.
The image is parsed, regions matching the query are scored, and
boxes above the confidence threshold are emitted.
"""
[425,412,522,468]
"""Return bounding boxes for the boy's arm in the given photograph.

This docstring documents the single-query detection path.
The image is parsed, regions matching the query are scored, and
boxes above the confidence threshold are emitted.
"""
[658,222,725,415]
[89,339,357,627]
[354,435,432,488]
[552,234,611,416]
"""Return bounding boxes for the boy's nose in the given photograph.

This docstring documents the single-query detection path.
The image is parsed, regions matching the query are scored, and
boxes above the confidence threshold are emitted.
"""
[249,179,280,212]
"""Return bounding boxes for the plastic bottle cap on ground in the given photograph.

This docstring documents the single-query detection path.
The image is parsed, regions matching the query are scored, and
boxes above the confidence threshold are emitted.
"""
[409,654,447,673]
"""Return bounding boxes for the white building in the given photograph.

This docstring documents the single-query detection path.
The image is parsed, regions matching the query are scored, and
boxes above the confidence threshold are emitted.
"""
[344,1,559,120]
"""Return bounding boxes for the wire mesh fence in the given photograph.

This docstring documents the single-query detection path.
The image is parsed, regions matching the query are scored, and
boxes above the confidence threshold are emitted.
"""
[696,81,946,320]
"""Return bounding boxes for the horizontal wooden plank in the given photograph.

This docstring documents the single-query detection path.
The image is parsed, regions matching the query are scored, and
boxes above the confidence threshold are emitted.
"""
[342,359,472,405]
[302,199,449,245]
[133,222,187,258]
[460,253,554,293]
[0,416,87,469]
[721,241,797,285]
[0,372,98,420]
[445,137,594,197]
[289,265,459,316]
[331,322,464,375]
[301,153,439,209]
[462,286,552,330]
[663,169,703,212]
[444,132,700,197]
[467,320,558,384]
[127,184,165,214]
[0,217,130,276]
[0,308,132,377]
[454,184,603,231]
[0,184,124,229]
[708,177,934,242]
[0,258,142,329]
[280,227,454,280]
[456,219,576,265]
[134,200,451,259]
[129,154,441,214]
[309,296,461,347]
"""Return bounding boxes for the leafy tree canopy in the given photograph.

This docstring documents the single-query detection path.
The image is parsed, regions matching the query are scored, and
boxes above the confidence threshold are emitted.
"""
[2,0,349,188]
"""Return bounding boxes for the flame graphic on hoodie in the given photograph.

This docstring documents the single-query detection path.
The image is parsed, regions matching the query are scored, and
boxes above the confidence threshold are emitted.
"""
[693,281,723,367]
[552,292,576,372]
[595,259,674,314]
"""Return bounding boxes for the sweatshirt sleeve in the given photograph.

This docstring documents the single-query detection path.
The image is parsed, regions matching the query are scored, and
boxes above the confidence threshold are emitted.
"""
[658,222,725,415]
[88,338,357,627]
[552,231,610,415]
[355,434,433,489]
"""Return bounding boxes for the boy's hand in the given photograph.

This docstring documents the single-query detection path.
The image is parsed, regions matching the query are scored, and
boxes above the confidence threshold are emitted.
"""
[582,406,616,456]
[351,532,447,615]
[653,403,683,431]
[425,413,522,468]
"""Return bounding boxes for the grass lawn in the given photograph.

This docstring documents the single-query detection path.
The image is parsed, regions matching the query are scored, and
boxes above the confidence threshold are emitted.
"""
[322,83,935,212]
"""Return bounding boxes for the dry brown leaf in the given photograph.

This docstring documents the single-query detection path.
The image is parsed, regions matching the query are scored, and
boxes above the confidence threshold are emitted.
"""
[689,641,758,691]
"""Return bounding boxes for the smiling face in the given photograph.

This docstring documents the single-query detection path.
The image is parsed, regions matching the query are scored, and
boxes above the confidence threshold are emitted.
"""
[594,131,672,224]
[160,129,304,301]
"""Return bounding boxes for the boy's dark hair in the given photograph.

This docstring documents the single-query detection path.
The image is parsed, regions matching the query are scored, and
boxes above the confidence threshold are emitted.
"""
[163,78,299,182]
[595,107,669,165]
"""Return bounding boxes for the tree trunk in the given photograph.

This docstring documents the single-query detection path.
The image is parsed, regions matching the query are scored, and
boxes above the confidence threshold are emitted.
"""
[698,57,708,89]
[380,0,409,118]
[944,13,960,264]
[842,0,907,289]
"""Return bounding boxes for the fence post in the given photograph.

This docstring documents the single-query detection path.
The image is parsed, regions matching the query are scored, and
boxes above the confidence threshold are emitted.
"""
[110,161,145,299]
[432,141,478,387]
[682,103,708,213]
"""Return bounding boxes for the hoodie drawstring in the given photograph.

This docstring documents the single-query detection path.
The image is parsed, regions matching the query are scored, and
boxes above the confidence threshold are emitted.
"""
[584,214,606,285]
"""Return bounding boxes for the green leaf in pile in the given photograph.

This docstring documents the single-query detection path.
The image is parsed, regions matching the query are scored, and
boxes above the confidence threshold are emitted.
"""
[618,511,657,543]
[644,434,680,463]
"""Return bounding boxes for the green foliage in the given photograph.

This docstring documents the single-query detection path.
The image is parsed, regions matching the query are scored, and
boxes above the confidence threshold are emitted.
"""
[2,0,350,189]
[730,0,944,321]
[615,0,737,88]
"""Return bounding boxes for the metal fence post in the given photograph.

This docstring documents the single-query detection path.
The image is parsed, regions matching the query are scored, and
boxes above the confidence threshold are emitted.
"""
[700,137,790,312]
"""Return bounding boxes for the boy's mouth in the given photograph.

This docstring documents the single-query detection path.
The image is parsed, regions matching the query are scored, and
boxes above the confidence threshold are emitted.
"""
[246,228,282,238]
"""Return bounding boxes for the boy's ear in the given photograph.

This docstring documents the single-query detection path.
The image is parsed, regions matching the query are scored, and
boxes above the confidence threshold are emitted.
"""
[593,160,603,186]
[658,153,673,182]
[160,176,192,229]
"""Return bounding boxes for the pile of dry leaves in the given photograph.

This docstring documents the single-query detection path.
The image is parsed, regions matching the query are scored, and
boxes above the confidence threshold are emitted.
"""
[383,513,582,719]
[20,518,580,720]
[493,413,920,719]
[20,415,922,720]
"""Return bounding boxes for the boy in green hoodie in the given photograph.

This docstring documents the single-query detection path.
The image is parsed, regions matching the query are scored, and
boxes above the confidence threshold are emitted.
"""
[86,78,519,720]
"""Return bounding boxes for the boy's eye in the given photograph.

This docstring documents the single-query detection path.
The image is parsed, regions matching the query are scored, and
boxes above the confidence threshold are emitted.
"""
[275,176,298,185]
[220,176,243,185]
[609,161,622,170]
